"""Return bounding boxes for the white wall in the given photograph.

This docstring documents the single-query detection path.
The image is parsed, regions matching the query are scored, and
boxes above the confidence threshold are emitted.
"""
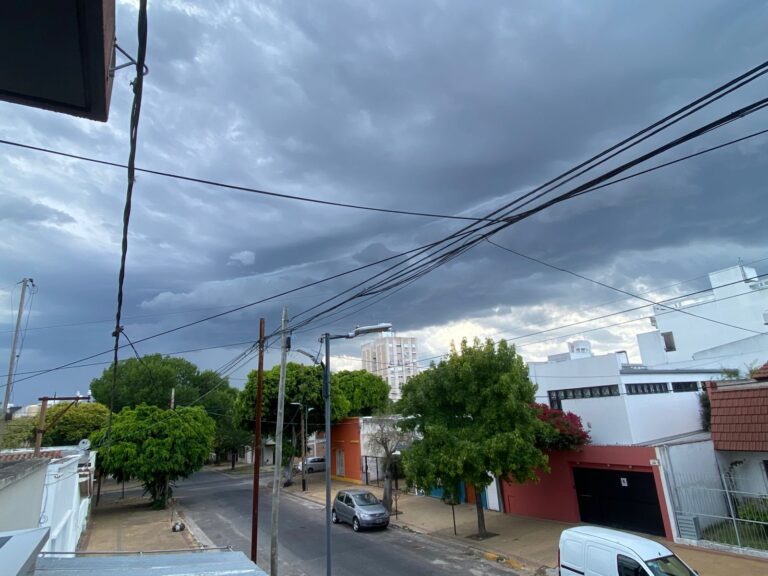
[529,353,621,394]
[657,439,726,533]
[40,455,90,554]
[716,451,768,495]
[561,396,632,445]
[651,266,768,363]
[624,392,702,444]
[0,462,46,531]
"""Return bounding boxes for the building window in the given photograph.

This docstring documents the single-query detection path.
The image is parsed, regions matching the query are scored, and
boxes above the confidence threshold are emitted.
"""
[547,385,620,409]
[672,381,698,393]
[627,383,669,395]
[661,331,676,352]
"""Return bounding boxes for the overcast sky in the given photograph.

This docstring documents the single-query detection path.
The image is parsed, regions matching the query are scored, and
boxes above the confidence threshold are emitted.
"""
[2,0,768,407]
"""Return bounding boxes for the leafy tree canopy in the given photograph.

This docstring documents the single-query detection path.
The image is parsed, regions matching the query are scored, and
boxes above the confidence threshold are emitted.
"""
[90,354,206,412]
[43,402,110,446]
[92,404,215,509]
[0,417,36,449]
[334,370,390,416]
[236,363,389,435]
[399,338,549,535]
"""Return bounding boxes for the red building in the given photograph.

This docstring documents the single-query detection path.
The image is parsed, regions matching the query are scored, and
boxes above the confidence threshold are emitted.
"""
[501,445,673,539]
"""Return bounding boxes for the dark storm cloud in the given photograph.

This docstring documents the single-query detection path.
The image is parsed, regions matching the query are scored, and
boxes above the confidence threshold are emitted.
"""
[2,0,768,404]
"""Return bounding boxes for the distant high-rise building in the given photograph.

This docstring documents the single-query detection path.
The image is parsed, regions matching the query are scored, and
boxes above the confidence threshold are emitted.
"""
[361,335,420,401]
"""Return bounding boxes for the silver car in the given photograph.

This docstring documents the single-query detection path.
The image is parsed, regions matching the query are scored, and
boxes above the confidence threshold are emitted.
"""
[298,457,325,473]
[331,489,389,531]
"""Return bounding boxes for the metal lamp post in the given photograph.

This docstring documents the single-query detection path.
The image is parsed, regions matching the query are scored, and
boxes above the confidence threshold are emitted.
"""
[320,323,391,576]
[290,402,315,491]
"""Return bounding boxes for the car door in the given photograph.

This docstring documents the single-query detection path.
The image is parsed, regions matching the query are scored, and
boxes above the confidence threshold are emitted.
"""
[339,494,353,523]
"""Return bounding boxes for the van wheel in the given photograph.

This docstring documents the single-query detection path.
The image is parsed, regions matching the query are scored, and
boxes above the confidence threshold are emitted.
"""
[352,518,360,532]
[332,510,339,524]
[307,467,314,473]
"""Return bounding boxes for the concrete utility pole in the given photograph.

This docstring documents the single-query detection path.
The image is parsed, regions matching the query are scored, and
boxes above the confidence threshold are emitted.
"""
[2,278,33,420]
[251,318,265,563]
[270,307,289,576]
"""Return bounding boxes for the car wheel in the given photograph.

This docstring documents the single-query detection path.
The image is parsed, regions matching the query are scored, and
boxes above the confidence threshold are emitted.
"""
[307,467,314,473]
[352,517,360,532]
[332,510,339,524]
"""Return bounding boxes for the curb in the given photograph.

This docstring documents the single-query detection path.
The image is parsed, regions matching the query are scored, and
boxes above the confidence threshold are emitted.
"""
[282,488,540,574]
[176,505,217,549]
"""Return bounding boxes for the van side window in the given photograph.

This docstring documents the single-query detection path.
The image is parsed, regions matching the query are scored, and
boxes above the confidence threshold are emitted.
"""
[618,555,649,576]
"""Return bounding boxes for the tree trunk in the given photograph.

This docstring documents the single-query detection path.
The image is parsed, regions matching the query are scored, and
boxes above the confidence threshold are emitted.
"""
[382,458,393,512]
[474,485,487,537]
[231,449,236,469]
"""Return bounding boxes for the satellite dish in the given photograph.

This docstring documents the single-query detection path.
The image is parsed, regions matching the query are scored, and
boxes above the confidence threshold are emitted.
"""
[78,439,91,451]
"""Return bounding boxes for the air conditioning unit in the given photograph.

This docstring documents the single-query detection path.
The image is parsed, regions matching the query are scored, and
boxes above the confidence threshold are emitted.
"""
[763,311,768,325]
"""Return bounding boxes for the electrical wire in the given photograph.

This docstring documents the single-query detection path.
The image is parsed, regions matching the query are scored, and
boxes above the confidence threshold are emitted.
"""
[485,238,764,335]
[0,139,499,223]
[285,94,768,336]
[108,0,148,442]
[8,62,768,390]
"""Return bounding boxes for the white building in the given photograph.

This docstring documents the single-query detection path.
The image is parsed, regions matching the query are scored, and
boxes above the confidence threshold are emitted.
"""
[637,264,768,373]
[529,340,722,445]
[361,335,420,401]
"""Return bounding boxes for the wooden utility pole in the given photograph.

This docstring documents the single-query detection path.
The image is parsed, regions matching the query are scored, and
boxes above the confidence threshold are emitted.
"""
[34,395,89,456]
[251,318,265,563]
[270,307,289,576]
[2,278,33,420]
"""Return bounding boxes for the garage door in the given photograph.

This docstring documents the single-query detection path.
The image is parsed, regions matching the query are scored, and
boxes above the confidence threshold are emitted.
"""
[573,467,665,536]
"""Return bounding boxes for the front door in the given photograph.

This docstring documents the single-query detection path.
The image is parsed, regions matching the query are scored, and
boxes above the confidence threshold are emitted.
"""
[336,448,345,477]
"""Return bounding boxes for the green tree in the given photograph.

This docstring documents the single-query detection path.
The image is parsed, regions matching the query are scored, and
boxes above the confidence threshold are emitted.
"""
[43,402,110,446]
[334,370,390,416]
[237,362,328,434]
[0,417,36,449]
[90,354,203,412]
[399,338,548,537]
[92,404,215,509]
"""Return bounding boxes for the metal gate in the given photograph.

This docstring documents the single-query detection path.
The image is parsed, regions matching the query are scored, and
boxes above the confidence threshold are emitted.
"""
[670,472,768,551]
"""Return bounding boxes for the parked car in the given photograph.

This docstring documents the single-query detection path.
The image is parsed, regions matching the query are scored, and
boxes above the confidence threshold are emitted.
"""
[298,457,325,473]
[559,526,697,576]
[332,489,389,532]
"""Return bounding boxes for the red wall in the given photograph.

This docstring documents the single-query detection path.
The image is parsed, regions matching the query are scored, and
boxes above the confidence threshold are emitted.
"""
[500,445,673,539]
[330,417,362,482]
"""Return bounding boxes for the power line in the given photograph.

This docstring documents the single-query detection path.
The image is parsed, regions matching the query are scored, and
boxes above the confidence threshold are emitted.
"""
[0,140,499,223]
[485,239,764,335]
[9,62,768,388]
[286,95,768,336]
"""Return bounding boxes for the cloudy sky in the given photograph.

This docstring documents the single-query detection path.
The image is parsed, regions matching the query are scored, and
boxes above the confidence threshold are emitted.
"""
[2,0,768,407]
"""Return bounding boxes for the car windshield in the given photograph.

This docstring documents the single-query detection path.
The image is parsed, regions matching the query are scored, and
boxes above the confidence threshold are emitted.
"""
[351,492,379,506]
[645,555,696,576]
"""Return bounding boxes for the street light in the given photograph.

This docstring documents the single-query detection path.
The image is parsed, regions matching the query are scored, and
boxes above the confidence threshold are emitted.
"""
[290,401,315,492]
[321,323,391,576]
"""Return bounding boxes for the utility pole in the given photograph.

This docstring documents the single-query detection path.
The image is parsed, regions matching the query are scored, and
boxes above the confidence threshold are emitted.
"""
[300,406,306,491]
[251,318,265,563]
[270,307,289,576]
[2,278,33,420]
[34,395,88,456]
[170,387,175,410]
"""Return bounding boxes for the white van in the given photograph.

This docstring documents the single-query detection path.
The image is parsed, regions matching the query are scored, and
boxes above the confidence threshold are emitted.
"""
[559,526,698,576]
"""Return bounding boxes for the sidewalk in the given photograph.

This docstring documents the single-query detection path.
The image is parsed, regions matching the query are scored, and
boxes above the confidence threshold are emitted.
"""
[282,472,768,576]
[79,479,212,553]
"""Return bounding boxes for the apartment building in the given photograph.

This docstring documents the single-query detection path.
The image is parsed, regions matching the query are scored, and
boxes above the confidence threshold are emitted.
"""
[361,335,419,401]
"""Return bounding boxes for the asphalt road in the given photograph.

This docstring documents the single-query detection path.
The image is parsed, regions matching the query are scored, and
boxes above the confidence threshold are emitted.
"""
[175,469,518,576]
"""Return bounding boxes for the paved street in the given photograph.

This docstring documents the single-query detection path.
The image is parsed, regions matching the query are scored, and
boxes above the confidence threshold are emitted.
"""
[175,469,518,576]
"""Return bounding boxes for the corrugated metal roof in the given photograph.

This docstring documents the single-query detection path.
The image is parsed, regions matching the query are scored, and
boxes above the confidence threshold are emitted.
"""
[35,551,267,575]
